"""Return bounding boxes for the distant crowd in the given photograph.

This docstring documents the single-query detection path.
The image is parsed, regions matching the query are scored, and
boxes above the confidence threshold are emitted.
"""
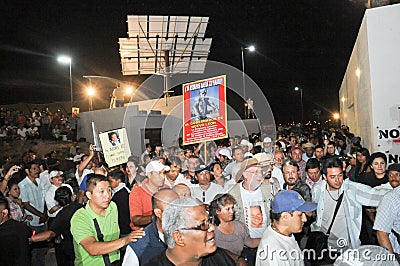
[1,119,400,266]
[0,107,79,143]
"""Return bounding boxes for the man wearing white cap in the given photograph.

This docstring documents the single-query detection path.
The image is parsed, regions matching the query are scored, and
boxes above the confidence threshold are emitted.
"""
[240,139,253,154]
[129,161,169,230]
[45,170,73,225]
[262,137,273,153]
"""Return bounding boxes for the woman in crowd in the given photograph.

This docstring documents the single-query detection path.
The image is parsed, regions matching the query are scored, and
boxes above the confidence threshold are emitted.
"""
[210,193,260,263]
[354,147,371,181]
[210,162,235,191]
[6,180,33,222]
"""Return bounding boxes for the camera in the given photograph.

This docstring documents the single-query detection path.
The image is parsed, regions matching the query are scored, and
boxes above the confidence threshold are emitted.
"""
[14,166,21,172]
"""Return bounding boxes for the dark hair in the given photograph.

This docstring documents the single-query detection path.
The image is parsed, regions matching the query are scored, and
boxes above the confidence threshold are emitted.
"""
[275,141,282,149]
[86,174,109,192]
[354,147,370,176]
[231,147,243,156]
[314,145,324,150]
[127,155,139,167]
[282,159,299,171]
[305,158,320,172]
[0,196,10,215]
[270,211,282,222]
[55,186,72,207]
[369,152,387,165]
[25,159,40,170]
[252,146,262,154]
[322,157,343,175]
[209,194,236,226]
[109,169,125,182]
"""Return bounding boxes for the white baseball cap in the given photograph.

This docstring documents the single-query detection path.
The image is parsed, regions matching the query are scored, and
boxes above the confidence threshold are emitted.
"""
[240,139,253,150]
[145,161,170,175]
[218,148,232,160]
[263,137,272,143]
[49,170,62,179]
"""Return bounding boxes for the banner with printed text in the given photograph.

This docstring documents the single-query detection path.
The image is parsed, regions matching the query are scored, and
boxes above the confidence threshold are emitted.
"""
[99,128,131,167]
[183,75,228,145]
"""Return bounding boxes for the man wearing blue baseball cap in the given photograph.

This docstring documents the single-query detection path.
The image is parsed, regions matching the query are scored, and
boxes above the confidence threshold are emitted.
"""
[256,190,317,265]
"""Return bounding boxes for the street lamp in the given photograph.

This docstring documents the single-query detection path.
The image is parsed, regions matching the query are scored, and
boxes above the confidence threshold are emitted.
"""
[87,87,95,111]
[294,86,303,123]
[241,45,255,118]
[57,55,73,109]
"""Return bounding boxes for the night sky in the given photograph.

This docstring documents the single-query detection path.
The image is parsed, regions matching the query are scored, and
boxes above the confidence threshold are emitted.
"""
[0,0,366,122]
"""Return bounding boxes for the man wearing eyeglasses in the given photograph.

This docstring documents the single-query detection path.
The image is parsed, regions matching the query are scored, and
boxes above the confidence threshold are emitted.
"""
[144,198,235,265]
[129,161,170,230]
[229,157,279,238]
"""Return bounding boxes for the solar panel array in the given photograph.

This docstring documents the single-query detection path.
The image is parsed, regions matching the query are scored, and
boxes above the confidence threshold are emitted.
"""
[119,15,212,75]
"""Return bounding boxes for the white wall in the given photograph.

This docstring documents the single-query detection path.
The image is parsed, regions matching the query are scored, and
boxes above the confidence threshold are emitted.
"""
[339,4,400,163]
[78,96,262,156]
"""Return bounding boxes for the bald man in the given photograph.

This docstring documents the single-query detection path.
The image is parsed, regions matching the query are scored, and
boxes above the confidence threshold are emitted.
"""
[123,188,179,265]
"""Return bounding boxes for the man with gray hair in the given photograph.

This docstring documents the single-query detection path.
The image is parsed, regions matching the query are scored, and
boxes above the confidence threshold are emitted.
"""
[144,198,234,265]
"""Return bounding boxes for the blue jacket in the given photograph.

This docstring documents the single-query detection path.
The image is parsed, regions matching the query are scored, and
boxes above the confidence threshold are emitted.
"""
[128,217,166,265]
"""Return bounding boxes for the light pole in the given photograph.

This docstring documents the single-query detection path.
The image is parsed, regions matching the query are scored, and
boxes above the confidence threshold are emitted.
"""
[294,86,303,123]
[57,56,73,109]
[241,45,255,118]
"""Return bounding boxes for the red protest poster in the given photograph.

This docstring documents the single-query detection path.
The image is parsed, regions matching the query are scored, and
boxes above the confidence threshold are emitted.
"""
[182,75,227,145]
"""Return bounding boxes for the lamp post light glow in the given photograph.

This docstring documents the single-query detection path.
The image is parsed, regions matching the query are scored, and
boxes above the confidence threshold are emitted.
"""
[125,86,133,95]
[333,113,340,120]
[294,87,303,123]
[57,55,73,109]
[241,45,255,118]
[87,87,95,111]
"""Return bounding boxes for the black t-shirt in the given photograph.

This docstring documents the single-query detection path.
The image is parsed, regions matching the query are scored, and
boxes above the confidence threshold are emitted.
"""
[50,202,82,251]
[111,188,131,234]
[358,172,389,188]
[0,219,32,266]
[144,247,235,266]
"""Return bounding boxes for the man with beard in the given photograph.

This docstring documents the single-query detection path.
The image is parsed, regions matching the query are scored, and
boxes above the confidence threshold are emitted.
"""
[289,146,307,181]
[229,157,279,265]
[282,159,312,202]
[272,151,285,189]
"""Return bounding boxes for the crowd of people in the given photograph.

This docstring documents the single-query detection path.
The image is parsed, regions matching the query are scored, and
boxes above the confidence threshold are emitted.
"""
[0,107,79,143]
[1,121,400,266]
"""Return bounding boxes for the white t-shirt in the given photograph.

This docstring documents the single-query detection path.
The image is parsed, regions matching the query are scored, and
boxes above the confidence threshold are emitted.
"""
[322,191,349,250]
[240,185,268,238]
[39,170,51,192]
[75,168,94,186]
[271,166,284,190]
[191,183,224,204]
[256,225,304,266]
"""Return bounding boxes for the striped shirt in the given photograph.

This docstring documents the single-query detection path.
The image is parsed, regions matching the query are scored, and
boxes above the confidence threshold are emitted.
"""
[373,186,400,253]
